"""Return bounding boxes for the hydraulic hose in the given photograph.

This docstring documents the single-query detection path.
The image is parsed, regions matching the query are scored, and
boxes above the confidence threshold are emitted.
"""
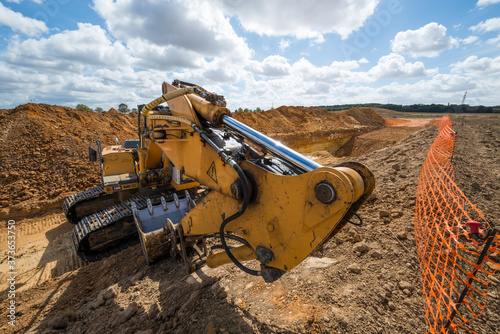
[141,87,195,116]
[147,115,194,127]
[218,160,261,276]
[191,123,260,276]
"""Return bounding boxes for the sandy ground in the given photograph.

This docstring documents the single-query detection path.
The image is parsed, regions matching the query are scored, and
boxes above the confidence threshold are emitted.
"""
[0,105,499,334]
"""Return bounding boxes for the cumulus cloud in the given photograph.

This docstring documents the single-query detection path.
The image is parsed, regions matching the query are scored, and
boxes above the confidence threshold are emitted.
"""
[451,55,500,76]
[368,53,431,79]
[4,23,132,72]
[391,22,458,58]
[292,57,367,83]
[221,0,380,40]
[249,55,292,77]
[476,0,500,8]
[470,17,500,33]
[92,0,252,69]
[0,2,48,35]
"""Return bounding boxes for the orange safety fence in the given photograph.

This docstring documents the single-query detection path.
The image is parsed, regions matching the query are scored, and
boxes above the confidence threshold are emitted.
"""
[414,116,500,333]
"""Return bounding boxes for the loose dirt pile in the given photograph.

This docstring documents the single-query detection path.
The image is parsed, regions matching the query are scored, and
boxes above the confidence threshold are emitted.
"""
[0,104,137,220]
[233,106,385,154]
[1,104,499,334]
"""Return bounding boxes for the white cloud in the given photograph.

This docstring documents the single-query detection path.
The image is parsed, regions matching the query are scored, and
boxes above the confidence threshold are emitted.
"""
[476,0,500,8]
[0,2,48,36]
[93,0,252,69]
[4,23,132,72]
[470,17,500,33]
[279,39,291,52]
[451,55,500,76]
[462,36,479,44]
[391,22,458,58]
[5,0,44,4]
[368,53,431,79]
[487,34,500,45]
[221,0,380,40]
[249,55,292,77]
[292,58,367,83]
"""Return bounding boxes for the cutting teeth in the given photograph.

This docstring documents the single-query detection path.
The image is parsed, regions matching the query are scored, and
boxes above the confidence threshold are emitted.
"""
[147,198,154,215]
[161,196,168,211]
[174,193,180,208]
[131,202,138,218]
[185,190,196,209]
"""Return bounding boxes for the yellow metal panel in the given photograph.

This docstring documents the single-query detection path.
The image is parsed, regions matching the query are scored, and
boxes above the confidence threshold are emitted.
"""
[164,83,202,127]
[102,149,136,176]
[156,132,239,198]
[180,161,358,272]
[206,246,256,268]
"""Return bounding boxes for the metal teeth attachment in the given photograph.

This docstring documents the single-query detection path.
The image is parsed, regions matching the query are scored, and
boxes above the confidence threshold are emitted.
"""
[173,193,180,208]
[131,202,138,218]
[185,190,196,210]
[147,198,154,215]
[161,196,168,211]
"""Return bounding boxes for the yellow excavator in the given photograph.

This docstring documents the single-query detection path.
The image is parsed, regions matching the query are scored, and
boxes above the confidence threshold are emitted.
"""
[63,80,374,282]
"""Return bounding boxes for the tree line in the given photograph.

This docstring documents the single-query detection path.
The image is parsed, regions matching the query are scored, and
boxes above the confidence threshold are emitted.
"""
[76,103,137,113]
[318,103,500,113]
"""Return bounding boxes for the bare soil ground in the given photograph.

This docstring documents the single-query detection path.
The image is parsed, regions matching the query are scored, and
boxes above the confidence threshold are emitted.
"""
[0,104,499,334]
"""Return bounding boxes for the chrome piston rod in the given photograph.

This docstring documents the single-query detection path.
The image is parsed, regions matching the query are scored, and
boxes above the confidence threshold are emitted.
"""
[222,116,322,172]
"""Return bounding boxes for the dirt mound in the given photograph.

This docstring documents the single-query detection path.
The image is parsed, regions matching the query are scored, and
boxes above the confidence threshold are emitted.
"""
[232,106,385,155]
[0,103,137,219]
[232,106,384,136]
[385,118,441,127]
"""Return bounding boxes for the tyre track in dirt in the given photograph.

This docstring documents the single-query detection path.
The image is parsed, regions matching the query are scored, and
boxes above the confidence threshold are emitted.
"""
[0,213,86,296]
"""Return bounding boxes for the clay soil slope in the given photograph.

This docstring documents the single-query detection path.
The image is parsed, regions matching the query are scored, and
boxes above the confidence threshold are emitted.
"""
[0,103,138,220]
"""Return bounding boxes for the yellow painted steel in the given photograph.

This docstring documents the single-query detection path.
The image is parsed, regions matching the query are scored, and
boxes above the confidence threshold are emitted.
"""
[131,81,374,275]
[206,245,256,268]
[101,147,136,176]
[180,160,362,272]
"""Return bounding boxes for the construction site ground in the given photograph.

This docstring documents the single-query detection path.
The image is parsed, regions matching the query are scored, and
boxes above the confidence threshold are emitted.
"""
[0,104,499,333]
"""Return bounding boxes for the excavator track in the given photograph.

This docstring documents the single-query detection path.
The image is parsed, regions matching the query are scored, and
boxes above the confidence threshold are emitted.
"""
[71,189,200,261]
[63,185,106,223]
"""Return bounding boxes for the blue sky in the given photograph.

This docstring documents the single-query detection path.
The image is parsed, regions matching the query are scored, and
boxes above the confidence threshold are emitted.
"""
[0,0,499,111]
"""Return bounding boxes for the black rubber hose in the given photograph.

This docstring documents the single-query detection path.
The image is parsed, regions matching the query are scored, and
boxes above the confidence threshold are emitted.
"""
[219,160,260,276]
[191,123,260,276]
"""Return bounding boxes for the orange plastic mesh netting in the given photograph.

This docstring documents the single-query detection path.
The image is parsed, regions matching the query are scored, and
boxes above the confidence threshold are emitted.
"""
[414,116,500,333]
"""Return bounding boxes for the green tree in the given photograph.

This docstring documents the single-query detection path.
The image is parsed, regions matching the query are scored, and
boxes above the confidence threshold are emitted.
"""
[131,107,138,113]
[76,104,92,111]
[255,107,262,112]
[118,103,130,113]
[95,107,103,112]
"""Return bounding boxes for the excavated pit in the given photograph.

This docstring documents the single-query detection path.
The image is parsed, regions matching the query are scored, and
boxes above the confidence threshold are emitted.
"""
[233,106,421,165]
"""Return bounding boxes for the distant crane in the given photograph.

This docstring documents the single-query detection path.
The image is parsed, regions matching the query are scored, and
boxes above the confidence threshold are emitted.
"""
[457,91,467,113]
